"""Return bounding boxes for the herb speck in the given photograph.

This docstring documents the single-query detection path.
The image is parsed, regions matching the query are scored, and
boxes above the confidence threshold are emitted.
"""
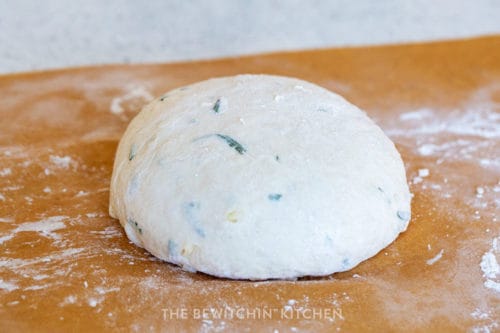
[127,217,143,234]
[213,98,221,113]
[168,239,178,256]
[227,210,238,223]
[183,201,205,237]
[215,134,246,154]
[342,258,350,268]
[128,144,137,161]
[268,193,282,201]
[397,211,411,221]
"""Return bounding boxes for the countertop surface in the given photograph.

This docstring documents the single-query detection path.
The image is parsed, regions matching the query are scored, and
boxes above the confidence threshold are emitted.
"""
[1,0,500,74]
[0,36,499,332]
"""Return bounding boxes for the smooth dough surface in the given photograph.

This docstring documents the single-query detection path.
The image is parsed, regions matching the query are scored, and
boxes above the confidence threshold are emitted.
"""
[109,74,411,280]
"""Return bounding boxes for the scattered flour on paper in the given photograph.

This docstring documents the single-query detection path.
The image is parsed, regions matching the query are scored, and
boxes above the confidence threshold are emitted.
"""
[385,83,500,170]
[110,86,154,115]
[89,226,123,239]
[0,168,12,177]
[470,308,499,333]
[398,108,434,121]
[381,82,500,330]
[49,155,73,169]
[412,168,430,185]
[0,216,67,245]
[383,82,499,217]
[0,214,84,298]
[59,295,77,306]
[480,235,500,293]
[426,249,444,266]
[0,247,87,297]
[0,248,85,271]
[0,279,19,292]
[388,108,500,138]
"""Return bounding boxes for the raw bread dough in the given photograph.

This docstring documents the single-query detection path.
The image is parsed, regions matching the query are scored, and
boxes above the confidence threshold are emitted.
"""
[109,74,411,280]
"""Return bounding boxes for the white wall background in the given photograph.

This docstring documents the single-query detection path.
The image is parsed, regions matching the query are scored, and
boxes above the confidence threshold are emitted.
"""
[0,0,499,73]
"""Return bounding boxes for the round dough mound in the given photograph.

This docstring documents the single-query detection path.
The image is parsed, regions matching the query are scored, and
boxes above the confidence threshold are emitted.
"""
[109,74,411,280]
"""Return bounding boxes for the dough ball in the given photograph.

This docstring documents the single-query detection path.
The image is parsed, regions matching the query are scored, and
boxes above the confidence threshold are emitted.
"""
[109,74,411,280]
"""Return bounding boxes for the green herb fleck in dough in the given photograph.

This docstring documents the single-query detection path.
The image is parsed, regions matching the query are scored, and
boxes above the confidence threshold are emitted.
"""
[215,134,246,154]
[160,95,168,101]
[127,217,143,234]
[342,258,350,268]
[268,193,282,201]
[397,211,410,221]
[377,186,392,204]
[129,144,137,161]
[213,98,221,113]
[183,201,205,237]
[168,239,178,256]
